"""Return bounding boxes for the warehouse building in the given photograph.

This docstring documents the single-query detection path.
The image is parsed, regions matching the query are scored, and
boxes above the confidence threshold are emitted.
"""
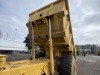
[0,39,27,53]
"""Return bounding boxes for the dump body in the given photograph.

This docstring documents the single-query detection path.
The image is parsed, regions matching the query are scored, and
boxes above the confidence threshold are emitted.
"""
[27,0,76,58]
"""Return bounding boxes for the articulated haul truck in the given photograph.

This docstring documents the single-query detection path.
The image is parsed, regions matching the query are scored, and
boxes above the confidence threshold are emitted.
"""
[0,0,76,75]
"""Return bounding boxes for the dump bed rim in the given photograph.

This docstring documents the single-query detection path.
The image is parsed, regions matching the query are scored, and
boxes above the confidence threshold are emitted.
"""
[29,0,64,16]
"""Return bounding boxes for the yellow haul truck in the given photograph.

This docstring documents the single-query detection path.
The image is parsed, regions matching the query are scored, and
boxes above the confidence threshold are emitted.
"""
[0,0,76,75]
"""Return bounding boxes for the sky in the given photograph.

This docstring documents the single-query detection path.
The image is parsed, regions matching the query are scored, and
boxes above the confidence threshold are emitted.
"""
[0,0,100,45]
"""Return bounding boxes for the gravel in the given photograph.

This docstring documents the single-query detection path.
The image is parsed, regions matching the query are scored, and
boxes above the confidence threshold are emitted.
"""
[77,55,100,75]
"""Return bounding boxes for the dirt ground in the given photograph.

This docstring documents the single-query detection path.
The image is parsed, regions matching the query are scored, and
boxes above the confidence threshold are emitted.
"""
[5,52,31,62]
[3,52,100,75]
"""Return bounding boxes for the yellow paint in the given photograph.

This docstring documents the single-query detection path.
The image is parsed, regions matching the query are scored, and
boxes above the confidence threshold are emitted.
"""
[49,39,55,75]
[0,59,50,75]
[0,55,6,69]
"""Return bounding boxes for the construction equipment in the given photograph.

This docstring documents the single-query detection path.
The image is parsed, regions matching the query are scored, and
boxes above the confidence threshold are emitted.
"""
[0,0,76,75]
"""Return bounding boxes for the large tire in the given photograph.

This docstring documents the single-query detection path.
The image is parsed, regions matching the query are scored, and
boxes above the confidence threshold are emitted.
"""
[59,54,74,75]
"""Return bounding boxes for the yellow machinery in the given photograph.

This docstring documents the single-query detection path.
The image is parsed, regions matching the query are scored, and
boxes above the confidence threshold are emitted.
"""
[0,0,76,75]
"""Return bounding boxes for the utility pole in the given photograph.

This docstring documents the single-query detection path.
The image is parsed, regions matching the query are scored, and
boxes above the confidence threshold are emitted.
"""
[14,29,17,40]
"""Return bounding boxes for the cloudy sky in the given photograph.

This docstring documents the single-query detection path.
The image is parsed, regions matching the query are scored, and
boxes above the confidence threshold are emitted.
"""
[0,0,100,45]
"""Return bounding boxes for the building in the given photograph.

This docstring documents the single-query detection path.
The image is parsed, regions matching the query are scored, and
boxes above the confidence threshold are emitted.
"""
[0,39,27,53]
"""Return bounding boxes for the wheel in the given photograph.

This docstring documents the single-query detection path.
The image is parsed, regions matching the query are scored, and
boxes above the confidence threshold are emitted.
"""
[59,54,75,75]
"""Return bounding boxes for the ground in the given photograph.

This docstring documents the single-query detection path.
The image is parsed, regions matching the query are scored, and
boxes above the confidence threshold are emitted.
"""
[6,52,31,62]
[2,52,100,75]
[77,55,100,75]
